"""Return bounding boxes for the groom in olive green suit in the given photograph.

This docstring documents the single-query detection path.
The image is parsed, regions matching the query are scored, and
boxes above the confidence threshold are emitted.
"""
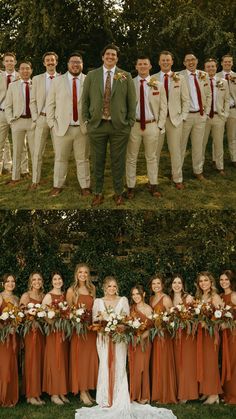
[82,44,136,206]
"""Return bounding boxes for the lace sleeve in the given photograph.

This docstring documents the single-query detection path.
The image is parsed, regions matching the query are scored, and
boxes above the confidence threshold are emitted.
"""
[121,296,130,316]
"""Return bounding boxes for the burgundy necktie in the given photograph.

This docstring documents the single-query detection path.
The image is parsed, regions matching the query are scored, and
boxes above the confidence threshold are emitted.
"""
[164,73,169,101]
[24,81,31,117]
[191,73,204,116]
[7,74,11,89]
[140,79,146,130]
[49,75,55,80]
[225,73,229,83]
[209,78,214,118]
[73,77,78,122]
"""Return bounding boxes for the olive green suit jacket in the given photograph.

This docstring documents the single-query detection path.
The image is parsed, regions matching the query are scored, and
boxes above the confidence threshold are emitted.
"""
[82,66,136,130]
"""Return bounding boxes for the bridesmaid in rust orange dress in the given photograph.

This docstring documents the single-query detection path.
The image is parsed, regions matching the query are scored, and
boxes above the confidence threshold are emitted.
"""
[42,271,69,405]
[170,274,198,403]
[149,273,177,404]
[0,273,19,407]
[219,269,236,404]
[128,285,152,404]
[66,263,98,405]
[20,271,45,406]
[196,271,223,404]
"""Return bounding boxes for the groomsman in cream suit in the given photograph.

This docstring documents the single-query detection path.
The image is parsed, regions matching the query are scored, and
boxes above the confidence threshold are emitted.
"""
[180,53,212,180]
[5,61,35,184]
[0,52,29,176]
[46,52,90,197]
[217,54,236,167]
[153,50,190,189]
[29,51,59,189]
[126,55,167,199]
[203,58,230,175]
[82,44,136,206]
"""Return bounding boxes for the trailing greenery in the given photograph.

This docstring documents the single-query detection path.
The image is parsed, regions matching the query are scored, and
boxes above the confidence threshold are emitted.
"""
[0,210,235,297]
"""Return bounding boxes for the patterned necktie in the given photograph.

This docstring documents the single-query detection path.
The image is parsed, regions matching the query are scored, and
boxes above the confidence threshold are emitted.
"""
[164,73,169,101]
[103,70,111,119]
[7,74,11,89]
[209,78,214,118]
[73,77,78,122]
[191,73,204,115]
[24,81,31,117]
[140,79,146,130]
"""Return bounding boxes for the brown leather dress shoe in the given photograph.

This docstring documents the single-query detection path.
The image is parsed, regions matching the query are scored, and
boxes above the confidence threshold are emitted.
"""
[29,183,39,190]
[175,182,185,190]
[126,188,135,199]
[218,170,226,176]
[21,172,31,179]
[194,173,205,180]
[149,185,162,198]
[113,194,125,205]
[6,179,20,186]
[91,194,104,206]
[81,188,92,196]
[50,187,62,197]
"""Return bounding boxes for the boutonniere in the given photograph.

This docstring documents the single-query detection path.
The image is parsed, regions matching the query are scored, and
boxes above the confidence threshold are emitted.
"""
[229,74,236,84]
[198,71,207,81]
[113,72,127,82]
[171,72,180,82]
[147,77,159,89]
[216,80,224,89]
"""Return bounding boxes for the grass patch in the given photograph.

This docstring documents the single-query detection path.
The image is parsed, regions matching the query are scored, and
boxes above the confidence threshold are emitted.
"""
[0,137,235,210]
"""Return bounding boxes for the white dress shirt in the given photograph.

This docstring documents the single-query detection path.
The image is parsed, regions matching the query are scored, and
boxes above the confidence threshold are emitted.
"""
[20,78,31,116]
[103,65,116,91]
[136,75,154,120]
[187,69,201,112]
[41,72,57,113]
[0,70,17,109]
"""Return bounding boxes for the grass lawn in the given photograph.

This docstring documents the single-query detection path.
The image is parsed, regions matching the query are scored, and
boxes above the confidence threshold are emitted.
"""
[0,137,235,210]
[0,397,236,419]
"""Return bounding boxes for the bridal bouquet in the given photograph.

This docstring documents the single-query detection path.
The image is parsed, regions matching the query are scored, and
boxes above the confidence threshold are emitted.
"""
[44,300,72,338]
[0,302,24,342]
[194,302,235,336]
[149,310,170,340]
[167,303,196,337]
[21,302,47,337]
[125,316,151,346]
[90,307,127,343]
[69,304,91,336]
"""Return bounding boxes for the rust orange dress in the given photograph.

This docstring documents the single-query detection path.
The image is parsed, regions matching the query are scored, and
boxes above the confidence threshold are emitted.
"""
[196,298,222,396]
[0,299,19,406]
[173,298,198,401]
[128,305,152,402]
[221,293,236,404]
[23,296,45,399]
[69,294,98,394]
[150,296,177,403]
[42,293,69,395]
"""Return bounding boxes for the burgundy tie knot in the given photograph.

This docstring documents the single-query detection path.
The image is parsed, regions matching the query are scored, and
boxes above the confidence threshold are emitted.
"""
[49,75,55,80]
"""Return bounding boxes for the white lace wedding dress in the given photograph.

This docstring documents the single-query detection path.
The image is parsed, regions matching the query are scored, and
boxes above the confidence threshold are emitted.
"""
[75,296,177,419]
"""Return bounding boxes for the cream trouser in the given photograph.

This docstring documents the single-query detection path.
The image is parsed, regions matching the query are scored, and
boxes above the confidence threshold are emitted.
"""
[32,115,55,184]
[11,118,35,180]
[203,114,226,170]
[181,112,206,174]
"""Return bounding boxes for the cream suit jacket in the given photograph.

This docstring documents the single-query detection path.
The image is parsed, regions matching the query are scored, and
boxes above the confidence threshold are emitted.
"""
[0,71,20,104]
[213,78,230,120]
[180,69,212,116]
[133,76,167,130]
[5,79,32,123]
[30,72,59,121]
[217,71,236,115]
[46,72,86,137]
[154,71,190,127]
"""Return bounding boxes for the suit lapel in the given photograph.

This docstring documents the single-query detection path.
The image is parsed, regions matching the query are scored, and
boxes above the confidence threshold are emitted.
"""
[134,77,139,102]
[64,72,72,97]
[99,67,104,97]
[111,67,119,98]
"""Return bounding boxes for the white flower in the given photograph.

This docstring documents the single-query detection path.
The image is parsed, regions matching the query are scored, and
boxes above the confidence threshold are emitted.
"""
[170,307,175,313]
[176,305,182,311]
[195,308,200,315]
[113,319,118,325]
[27,303,34,308]
[10,314,15,319]
[28,308,36,316]
[132,319,141,329]
[35,303,41,308]
[170,322,175,328]
[69,313,73,319]
[214,310,222,319]
[47,310,55,319]
[163,315,169,322]
[58,302,64,308]
[110,325,116,331]
[0,312,9,320]
[76,318,81,323]
[18,312,24,318]
[225,305,231,310]
[105,326,110,332]
[76,308,85,316]
[224,312,233,318]
[37,311,46,318]
[117,314,123,320]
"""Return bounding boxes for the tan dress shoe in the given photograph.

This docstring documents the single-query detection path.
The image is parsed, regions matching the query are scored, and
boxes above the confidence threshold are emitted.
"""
[91,194,104,206]
[49,187,62,197]
[175,182,185,190]
[149,185,162,198]
[81,188,92,196]
[113,194,125,205]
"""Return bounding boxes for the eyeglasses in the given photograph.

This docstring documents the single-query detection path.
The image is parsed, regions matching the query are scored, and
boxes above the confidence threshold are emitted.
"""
[69,60,83,65]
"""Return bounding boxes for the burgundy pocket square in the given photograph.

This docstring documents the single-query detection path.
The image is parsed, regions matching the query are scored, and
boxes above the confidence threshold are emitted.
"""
[153,92,160,95]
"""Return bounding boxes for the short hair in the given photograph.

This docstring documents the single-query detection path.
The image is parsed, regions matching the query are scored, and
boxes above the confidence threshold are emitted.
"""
[42,51,58,63]
[221,54,233,61]
[101,44,120,58]
[2,52,16,61]
[159,50,174,60]
[67,52,83,62]
[136,55,151,64]
[18,60,32,69]
[204,58,218,65]
[183,52,197,61]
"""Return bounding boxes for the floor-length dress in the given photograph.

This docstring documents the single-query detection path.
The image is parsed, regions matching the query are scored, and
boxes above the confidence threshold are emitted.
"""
[69,294,98,394]
[151,296,177,403]
[42,293,69,395]
[0,299,19,406]
[75,296,177,419]
[221,293,236,404]
[23,296,45,399]
[128,305,152,402]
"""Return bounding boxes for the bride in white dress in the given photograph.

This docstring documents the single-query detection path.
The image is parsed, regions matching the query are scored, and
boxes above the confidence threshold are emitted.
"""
[75,276,177,419]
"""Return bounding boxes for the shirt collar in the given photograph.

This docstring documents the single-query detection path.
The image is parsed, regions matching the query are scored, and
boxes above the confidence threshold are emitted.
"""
[137,75,150,82]
[187,69,198,76]
[68,71,82,81]
[46,72,57,79]
[160,70,172,78]
[103,65,116,75]
[5,71,16,77]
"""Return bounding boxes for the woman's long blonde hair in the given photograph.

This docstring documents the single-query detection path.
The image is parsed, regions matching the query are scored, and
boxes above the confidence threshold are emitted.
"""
[195,271,217,300]
[72,263,95,299]
[28,271,44,295]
